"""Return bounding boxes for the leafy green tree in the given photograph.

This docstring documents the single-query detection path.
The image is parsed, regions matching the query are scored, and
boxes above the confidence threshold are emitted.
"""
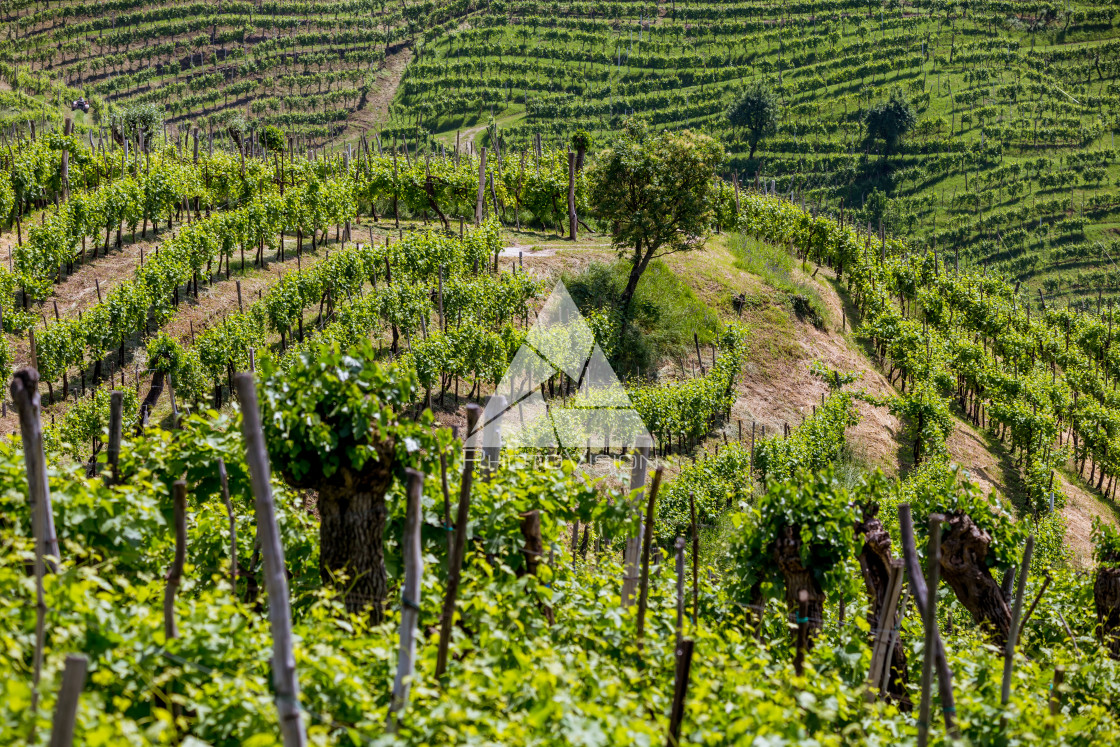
[864,89,917,158]
[571,128,592,171]
[588,118,723,328]
[726,81,778,159]
[858,189,900,233]
[258,339,442,621]
[258,125,285,152]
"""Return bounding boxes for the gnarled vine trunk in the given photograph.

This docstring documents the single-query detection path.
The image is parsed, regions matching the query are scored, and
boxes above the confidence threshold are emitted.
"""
[141,369,165,412]
[315,451,395,622]
[773,526,823,641]
[939,512,1011,646]
[1095,566,1120,659]
[857,506,910,708]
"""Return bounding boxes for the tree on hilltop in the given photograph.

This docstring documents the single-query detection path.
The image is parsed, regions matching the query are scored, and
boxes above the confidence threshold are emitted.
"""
[864,89,917,159]
[588,118,724,332]
[727,81,778,159]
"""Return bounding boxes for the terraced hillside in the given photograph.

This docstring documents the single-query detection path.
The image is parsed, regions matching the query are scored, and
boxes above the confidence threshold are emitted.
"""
[8,0,1120,306]
[395,0,1120,305]
[4,113,1120,745]
[0,60,91,131]
[0,0,423,142]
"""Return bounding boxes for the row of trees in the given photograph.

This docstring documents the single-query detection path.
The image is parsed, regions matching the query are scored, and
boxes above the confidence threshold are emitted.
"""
[727,81,917,161]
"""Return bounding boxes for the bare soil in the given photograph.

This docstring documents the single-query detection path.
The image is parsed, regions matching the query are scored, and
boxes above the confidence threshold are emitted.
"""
[336,49,413,144]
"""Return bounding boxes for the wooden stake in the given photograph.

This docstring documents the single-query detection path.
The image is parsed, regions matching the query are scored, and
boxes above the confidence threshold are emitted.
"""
[866,560,904,698]
[437,266,445,332]
[899,505,958,738]
[880,588,910,694]
[1001,534,1035,709]
[388,469,425,729]
[234,373,307,747]
[622,446,650,607]
[106,391,123,484]
[567,151,577,241]
[12,367,53,743]
[792,591,810,676]
[1017,572,1051,646]
[437,404,481,680]
[1050,666,1064,716]
[636,466,665,651]
[439,443,452,550]
[218,458,238,590]
[689,491,699,625]
[164,481,187,641]
[475,147,487,226]
[665,639,694,747]
[11,369,59,564]
[167,372,180,429]
[47,654,88,747]
[674,537,686,648]
[918,515,944,747]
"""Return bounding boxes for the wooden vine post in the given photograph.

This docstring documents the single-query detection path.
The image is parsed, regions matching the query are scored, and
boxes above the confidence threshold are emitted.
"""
[106,391,123,484]
[388,469,426,729]
[11,368,60,564]
[898,505,959,738]
[1001,534,1035,712]
[865,559,904,699]
[48,654,88,747]
[234,373,307,747]
[60,118,71,201]
[217,458,238,590]
[666,638,695,747]
[437,403,481,680]
[918,515,944,747]
[475,147,487,226]
[689,491,699,624]
[636,466,665,651]
[164,481,187,641]
[674,537,686,649]
[622,446,651,608]
[794,589,809,676]
[11,368,58,740]
[567,151,577,241]
[1050,666,1065,716]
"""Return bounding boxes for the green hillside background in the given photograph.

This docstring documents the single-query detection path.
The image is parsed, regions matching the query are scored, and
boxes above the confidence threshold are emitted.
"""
[6,0,1120,303]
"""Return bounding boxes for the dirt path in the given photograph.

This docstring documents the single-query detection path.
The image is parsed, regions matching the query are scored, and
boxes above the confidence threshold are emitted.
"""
[730,266,902,475]
[1057,471,1119,569]
[335,48,412,144]
[946,414,1120,566]
[946,419,1018,500]
[459,122,490,152]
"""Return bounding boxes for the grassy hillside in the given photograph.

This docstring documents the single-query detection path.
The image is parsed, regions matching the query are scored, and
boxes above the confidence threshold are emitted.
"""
[395,0,1120,304]
[0,0,420,142]
[8,1,1120,302]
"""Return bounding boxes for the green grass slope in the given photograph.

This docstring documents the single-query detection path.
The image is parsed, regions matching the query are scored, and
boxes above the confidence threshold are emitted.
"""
[394,0,1120,305]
